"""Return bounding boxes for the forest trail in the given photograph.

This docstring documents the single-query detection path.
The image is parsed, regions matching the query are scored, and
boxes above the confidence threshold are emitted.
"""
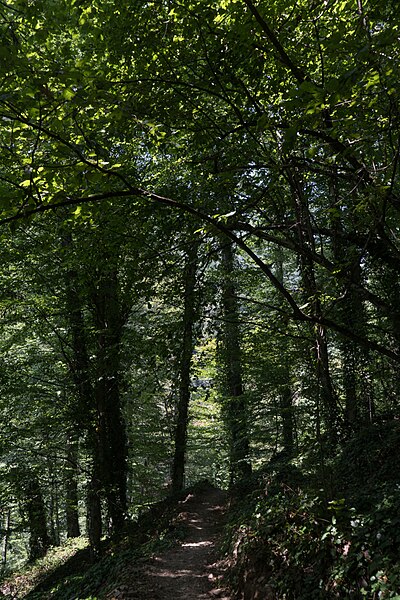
[108,487,231,600]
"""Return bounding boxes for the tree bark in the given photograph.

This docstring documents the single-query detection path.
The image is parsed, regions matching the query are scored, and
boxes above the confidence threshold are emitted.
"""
[86,467,102,560]
[275,252,295,456]
[329,181,374,427]
[65,434,81,538]
[288,168,339,438]
[2,509,10,568]
[62,233,102,553]
[92,266,127,531]
[24,475,50,562]
[171,242,199,493]
[221,242,252,485]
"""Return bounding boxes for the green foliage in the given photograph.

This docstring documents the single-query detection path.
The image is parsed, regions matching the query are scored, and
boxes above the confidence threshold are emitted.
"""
[0,537,88,599]
[13,490,192,600]
[0,0,400,594]
[186,339,229,488]
[223,447,400,599]
[335,422,400,509]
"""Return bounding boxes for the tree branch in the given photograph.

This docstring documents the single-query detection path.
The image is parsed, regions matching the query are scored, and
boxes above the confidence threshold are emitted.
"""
[242,0,307,83]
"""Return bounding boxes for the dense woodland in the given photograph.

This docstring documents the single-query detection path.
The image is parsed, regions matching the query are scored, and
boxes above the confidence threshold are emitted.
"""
[0,0,400,597]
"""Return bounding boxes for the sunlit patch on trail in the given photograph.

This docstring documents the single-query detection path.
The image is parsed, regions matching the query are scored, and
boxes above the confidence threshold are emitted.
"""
[181,540,214,547]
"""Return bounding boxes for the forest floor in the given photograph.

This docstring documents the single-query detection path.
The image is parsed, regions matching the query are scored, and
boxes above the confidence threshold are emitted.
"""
[106,486,231,600]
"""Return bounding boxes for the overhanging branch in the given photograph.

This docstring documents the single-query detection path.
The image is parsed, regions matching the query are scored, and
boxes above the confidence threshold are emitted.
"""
[1,186,399,363]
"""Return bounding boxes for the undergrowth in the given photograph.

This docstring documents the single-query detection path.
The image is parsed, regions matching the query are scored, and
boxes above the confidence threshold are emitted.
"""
[223,422,400,599]
[0,488,190,600]
[0,538,89,599]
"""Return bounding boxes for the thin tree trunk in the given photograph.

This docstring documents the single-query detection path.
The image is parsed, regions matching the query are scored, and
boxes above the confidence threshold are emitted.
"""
[65,435,81,538]
[280,368,294,455]
[329,179,374,427]
[86,466,102,560]
[46,450,61,547]
[2,509,10,568]
[221,242,252,485]
[48,486,60,547]
[383,266,400,404]
[275,251,295,456]
[171,242,199,493]
[288,169,339,438]
[340,265,373,425]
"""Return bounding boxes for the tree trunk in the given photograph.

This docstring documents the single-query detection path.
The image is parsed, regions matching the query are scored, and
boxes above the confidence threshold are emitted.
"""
[63,230,129,545]
[221,242,252,485]
[275,252,295,456]
[339,265,374,426]
[329,187,374,427]
[48,483,60,547]
[65,435,81,538]
[382,265,400,405]
[171,242,199,493]
[86,465,102,560]
[24,475,50,562]
[280,383,294,455]
[92,266,127,531]
[62,234,102,552]
[2,509,10,568]
[46,450,61,547]
[288,169,339,439]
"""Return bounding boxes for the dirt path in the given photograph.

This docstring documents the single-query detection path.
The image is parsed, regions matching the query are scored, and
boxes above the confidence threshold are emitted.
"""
[109,487,231,600]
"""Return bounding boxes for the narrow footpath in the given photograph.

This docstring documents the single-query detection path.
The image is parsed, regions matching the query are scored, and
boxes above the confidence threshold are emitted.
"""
[108,487,231,600]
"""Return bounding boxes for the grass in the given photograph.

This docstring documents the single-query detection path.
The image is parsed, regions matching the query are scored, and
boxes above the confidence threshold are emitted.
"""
[0,537,90,599]
[0,485,198,599]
